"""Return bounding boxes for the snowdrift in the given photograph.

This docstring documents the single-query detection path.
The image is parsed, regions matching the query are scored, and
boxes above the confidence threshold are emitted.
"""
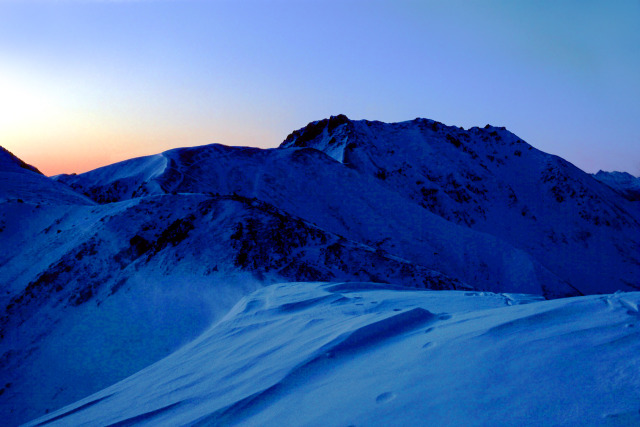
[26,282,640,426]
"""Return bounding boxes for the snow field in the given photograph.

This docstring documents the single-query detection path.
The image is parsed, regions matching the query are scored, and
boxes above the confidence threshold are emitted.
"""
[27,283,640,426]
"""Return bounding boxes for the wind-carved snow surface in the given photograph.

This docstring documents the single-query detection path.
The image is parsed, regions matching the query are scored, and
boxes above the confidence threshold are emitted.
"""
[2,115,640,425]
[25,282,640,426]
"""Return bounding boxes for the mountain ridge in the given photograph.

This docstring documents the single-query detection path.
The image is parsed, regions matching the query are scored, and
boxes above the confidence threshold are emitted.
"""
[593,170,640,201]
[53,115,640,296]
[0,147,42,175]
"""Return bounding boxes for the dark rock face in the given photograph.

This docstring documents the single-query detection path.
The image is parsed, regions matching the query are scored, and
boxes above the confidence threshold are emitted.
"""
[283,114,351,147]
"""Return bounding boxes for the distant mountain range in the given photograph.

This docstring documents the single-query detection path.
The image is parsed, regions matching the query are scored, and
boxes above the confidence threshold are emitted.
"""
[1,116,639,425]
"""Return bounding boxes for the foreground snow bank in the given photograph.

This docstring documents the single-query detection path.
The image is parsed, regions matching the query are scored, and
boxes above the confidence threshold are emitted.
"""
[27,283,640,426]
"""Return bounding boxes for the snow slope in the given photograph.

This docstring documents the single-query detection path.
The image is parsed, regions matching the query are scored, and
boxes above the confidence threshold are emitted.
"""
[594,170,640,201]
[0,147,93,206]
[0,147,41,175]
[26,282,640,426]
[52,153,168,203]
[2,143,471,425]
[0,193,464,425]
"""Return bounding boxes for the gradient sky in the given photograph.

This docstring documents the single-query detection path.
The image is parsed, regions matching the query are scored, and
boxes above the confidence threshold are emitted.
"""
[1,0,639,176]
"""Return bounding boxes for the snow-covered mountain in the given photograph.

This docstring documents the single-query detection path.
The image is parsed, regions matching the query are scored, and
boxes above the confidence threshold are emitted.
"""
[53,143,574,298]
[593,170,640,201]
[280,117,640,296]
[0,149,464,425]
[2,115,639,425]
[56,116,640,296]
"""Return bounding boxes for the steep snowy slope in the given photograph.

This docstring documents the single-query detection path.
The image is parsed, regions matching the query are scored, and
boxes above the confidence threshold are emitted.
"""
[0,147,41,175]
[26,282,640,427]
[594,170,640,201]
[0,146,93,206]
[52,153,168,203]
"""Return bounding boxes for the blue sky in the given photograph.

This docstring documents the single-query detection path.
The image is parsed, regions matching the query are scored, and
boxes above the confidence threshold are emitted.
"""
[1,0,638,176]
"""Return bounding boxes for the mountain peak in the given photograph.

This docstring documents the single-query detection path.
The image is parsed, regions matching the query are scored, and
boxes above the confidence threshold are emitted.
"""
[281,114,352,148]
[280,114,354,163]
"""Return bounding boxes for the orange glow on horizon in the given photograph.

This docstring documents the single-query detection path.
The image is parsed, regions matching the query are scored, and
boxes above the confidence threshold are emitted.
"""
[4,124,283,177]
[0,63,284,177]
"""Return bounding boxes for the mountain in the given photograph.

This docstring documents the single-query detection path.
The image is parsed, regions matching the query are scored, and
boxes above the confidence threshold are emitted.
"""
[593,170,640,201]
[1,152,463,425]
[25,282,640,426]
[56,116,640,296]
[280,116,640,296]
[2,115,639,425]
[0,147,42,175]
[0,147,93,206]
[54,142,575,298]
